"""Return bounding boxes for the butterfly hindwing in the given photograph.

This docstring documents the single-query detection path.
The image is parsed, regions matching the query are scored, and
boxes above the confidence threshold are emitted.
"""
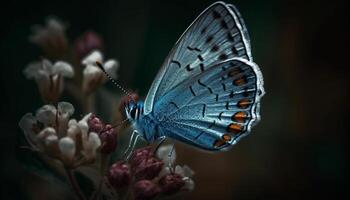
[144,2,253,115]
[155,58,263,151]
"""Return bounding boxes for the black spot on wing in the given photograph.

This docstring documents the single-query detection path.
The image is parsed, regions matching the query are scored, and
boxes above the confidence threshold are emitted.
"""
[221,20,228,29]
[186,64,193,71]
[219,53,228,60]
[187,46,201,52]
[170,101,179,109]
[213,10,221,19]
[202,104,206,117]
[227,33,234,42]
[218,111,224,120]
[170,60,181,68]
[189,86,196,96]
[232,46,238,55]
[201,27,207,34]
[197,55,204,62]
[208,120,216,128]
[206,35,214,44]
[211,45,219,52]
[200,63,205,72]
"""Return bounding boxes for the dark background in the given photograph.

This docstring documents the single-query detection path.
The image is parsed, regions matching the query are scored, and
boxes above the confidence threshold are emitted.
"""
[1,0,349,199]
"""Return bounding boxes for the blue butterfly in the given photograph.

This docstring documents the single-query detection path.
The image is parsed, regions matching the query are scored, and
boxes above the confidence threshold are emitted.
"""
[124,1,264,152]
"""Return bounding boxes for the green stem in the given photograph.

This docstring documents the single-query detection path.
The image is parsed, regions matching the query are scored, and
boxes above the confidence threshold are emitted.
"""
[65,168,86,200]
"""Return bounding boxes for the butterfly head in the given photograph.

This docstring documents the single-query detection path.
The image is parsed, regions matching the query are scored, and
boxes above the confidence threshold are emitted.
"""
[125,100,143,121]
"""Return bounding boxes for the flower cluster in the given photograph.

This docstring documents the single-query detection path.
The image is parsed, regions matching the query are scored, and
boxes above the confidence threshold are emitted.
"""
[19,16,195,200]
[24,17,119,105]
[107,145,194,200]
[82,50,119,95]
[19,102,101,168]
[88,114,117,154]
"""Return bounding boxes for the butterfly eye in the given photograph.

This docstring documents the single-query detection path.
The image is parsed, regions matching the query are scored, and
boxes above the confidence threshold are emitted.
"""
[130,106,137,119]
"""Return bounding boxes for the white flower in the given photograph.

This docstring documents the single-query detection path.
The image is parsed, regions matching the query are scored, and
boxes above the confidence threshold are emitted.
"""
[156,144,176,167]
[82,50,119,94]
[18,102,101,168]
[23,59,74,102]
[29,17,68,55]
[157,145,195,192]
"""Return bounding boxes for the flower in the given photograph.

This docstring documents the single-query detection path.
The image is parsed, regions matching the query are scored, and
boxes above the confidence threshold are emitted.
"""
[87,115,117,154]
[29,17,68,58]
[133,180,161,200]
[74,31,104,61]
[23,59,74,103]
[159,173,185,194]
[99,124,117,154]
[129,146,154,169]
[156,144,176,167]
[172,165,195,191]
[88,114,104,133]
[133,157,164,180]
[82,50,119,94]
[157,145,195,192]
[19,102,101,168]
[107,161,131,188]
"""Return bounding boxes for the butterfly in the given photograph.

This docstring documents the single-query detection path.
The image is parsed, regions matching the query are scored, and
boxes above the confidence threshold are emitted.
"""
[123,1,265,151]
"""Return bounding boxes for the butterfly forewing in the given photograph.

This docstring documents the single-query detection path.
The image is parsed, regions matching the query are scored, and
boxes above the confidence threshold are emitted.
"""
[144,2,252,115]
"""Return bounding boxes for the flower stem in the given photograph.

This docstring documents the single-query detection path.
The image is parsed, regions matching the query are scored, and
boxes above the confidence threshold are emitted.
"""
[65,168,86,200]
[90,154,108,200]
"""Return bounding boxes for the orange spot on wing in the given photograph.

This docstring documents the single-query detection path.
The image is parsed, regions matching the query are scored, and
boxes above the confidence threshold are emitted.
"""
[222,134,232,141]
[213,139,226,148]
[227,123,242,134]
[237,99,251,109]
[232,111,248,123]
[234,76,247,86]
[228,68,242,77]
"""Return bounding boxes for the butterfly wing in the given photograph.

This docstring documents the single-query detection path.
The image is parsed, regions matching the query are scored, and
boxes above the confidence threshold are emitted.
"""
[154,58,264,151]
[144,2,253,115]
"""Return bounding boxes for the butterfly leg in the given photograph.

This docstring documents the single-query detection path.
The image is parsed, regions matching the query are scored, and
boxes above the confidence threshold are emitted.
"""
[167,144,175,172]
[154,136,167,154]
[122,130,140,160]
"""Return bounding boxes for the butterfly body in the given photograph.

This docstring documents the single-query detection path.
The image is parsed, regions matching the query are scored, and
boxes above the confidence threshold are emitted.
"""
[125,1,265,152]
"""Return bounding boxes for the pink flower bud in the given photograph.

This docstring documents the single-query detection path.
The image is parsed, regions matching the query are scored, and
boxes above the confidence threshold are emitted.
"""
[133,157,164,180]
[159,173,185,195]
[88,114,104,133]
[107,161,131,188]
[133,180,160,200]
[99,124,117,154]
[74,31,104,60]
[129,146,153,169]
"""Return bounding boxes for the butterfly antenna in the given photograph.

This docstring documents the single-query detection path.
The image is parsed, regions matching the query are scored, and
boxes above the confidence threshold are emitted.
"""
[95,61,132,98]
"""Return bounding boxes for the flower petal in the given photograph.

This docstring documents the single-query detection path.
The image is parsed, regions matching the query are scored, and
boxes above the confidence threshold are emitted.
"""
[57,102,74,117]
[42,59,54,75]
[36,104,56,125]
[45,134,58,146]
[89,132,101,150]
[37,127,56,141]
[104,59,118,79]
[53,61,74,77]
[78,114,91,136]
[183,177,195,191]
[46,17,65,33]
[23,61,42,79]
[59,137,76,159]
[181,165,194,177]
[82,50,103,66]
[19,113,38,146]
[156,144,176,166]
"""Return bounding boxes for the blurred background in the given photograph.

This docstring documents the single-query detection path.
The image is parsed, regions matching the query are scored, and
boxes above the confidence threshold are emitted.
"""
[1,0,349,199]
